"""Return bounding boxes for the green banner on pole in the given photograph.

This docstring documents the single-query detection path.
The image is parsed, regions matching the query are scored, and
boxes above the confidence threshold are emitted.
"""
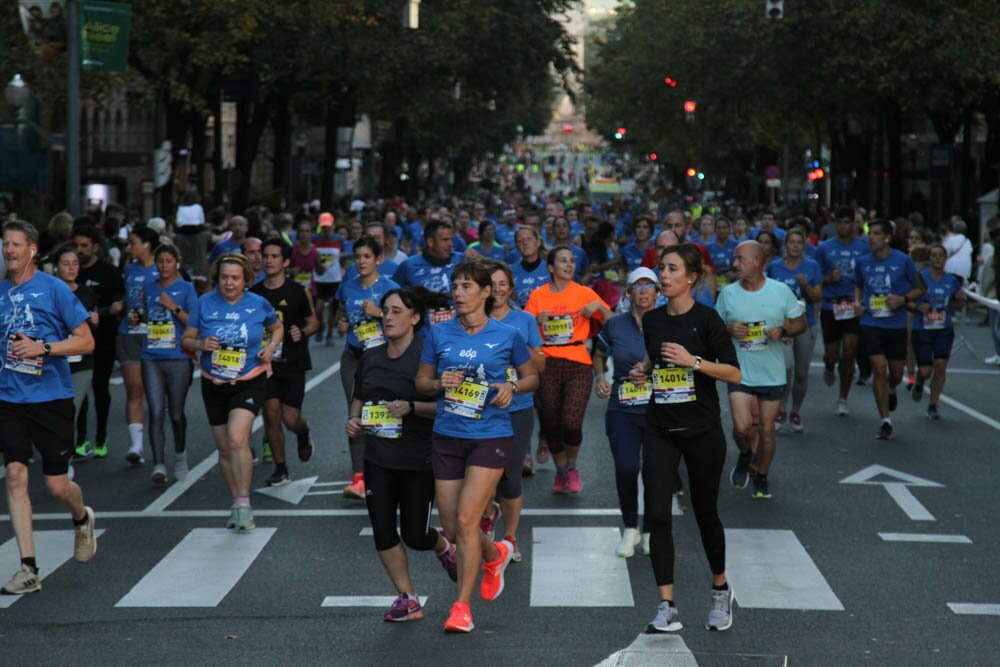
[80,0,131,73]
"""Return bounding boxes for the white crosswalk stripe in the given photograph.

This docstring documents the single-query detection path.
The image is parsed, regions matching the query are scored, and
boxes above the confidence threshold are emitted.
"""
[0,529,106,608]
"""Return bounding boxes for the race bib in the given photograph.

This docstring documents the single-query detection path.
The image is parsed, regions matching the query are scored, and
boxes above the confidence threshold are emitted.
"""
[147,321,177,350]
[294,272,312,288]
[360,401,402,439]
[210,346,247,380]
[716,274,729,289]
[869,294,891,318]
[506,367,518,383]
[924,308,946,330]
[5,335,43,375]
[353,320,386,350]
[443,377,489,419]
[430,307,455,326]
[543,315,573,346]
[617,380,652,406]
[739,321,767,351]
[833,298,856,321]
[262,330,283,360]
[127,308,148,335]
[652,365,696,404]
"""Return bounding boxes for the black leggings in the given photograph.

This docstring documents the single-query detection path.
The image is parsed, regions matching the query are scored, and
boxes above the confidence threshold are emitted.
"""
[364,459,438,552]
[77,340,115,445]
[643,426,727,587]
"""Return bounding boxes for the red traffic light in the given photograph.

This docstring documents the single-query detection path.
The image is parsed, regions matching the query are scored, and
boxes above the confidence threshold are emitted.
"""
[649,152,658,161]
[663,77,677,87]
[808,168,826,181]
[686,167,697,177]
[617,126,627,136]
[562,123,574,133]
[683,101,697,113]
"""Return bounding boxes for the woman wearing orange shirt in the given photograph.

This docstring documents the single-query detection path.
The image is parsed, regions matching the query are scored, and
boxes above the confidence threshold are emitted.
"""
[525,245,614,494]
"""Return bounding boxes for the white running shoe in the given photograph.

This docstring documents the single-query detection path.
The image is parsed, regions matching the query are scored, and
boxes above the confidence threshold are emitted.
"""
[836,399,849,416]
[174,454,189,481]
[617,528,641,558]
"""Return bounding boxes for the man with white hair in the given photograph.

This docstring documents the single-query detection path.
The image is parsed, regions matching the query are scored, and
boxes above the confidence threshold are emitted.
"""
[943,218,973,282]
[716,241,805,500]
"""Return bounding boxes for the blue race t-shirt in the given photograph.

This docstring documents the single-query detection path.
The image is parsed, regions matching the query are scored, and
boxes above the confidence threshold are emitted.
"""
[342,259,399,283]
[855,249,918,329]
[495,223,520,253]
[467,241,507,262]
[750,227,787,244]
[816,237,870,310]
[0,272,89,403]
[766,257,822,327]
[142,278,199,360]
[567,243,590,282]
[209,237,241,262]
[189,290,278,381]
[391,252,464,295]
[621,241,651,272]
[119,262,161,335]
[912,269,962,331]
[511,259,550,308]
[716,278,803,387]
[335,275,400,351]
[706,238,738,272]
[420,318,531,438]
[596,312,650,415]
[496,308,542,413]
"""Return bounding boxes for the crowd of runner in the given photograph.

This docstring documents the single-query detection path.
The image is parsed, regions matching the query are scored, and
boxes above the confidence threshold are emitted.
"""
[2,187,998,635]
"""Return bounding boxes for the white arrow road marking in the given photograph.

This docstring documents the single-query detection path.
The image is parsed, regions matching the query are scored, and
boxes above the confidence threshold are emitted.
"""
[840,465,942,521]
[255,476,319,504]
[947,603,1000,616]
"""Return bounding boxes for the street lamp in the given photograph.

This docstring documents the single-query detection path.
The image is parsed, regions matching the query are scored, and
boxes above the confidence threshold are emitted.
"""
[4,74,31,109]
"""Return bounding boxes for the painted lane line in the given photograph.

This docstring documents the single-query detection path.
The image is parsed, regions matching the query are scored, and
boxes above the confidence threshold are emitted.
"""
[947,603,1000,616]
[304,491,343,496]
[311,481,350,487]
[142,361,340,513]
[0,529,107,608]
[938,394,1000,432]
[115,527,276,607]
[10,507,660,521]
[322,595,427,608]
[595,633,699,667]
[255,476,319,504]
[879,533,971,544]
[530,527,634,607]
[359,527,373,536]
[725,529,844,610]
[883,483,935,521]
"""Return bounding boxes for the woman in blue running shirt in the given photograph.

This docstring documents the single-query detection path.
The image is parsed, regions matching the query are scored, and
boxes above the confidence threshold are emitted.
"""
[141,245,198,485]
[114,226,160,465]
[510,226,549,308]
[333,235,400,500]
[766,230,822,432]
[465,221,507,262]
[415,260,538,634]
[182,253,282,532]
[907,244,964,419]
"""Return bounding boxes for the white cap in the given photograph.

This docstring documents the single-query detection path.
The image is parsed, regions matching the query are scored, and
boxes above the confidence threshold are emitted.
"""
[627,266,659,287]
[146,217,167,233]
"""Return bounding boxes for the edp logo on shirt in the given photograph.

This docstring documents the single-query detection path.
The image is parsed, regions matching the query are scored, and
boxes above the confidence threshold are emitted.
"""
[459,348,477,359]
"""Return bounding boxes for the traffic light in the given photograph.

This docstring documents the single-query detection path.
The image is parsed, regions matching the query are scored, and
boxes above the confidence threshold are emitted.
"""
[663,76,677,87]
[766,0,783,19]
[808,168,826,181]
[649,153,658,161]
[686,167,697,177]
[683,100,696,123]
[614,126,626,140]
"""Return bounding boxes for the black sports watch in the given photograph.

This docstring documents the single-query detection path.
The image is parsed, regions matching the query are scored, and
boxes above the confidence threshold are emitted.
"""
[41,342,52,356]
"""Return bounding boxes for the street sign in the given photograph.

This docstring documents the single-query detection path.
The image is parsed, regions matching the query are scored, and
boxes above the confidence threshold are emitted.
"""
[80,1,132,73]
[764,164,781,179]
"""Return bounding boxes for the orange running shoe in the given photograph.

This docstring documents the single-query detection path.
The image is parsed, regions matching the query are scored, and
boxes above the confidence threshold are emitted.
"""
[480,539,513,601]
[443,601,474,633]
[343,472,365,499]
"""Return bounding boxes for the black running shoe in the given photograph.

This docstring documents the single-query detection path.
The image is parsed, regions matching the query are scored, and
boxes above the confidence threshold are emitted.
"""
[926,404,940,420]
[730,451,753,489]
[911,382,924,402]
[876,422,893,440]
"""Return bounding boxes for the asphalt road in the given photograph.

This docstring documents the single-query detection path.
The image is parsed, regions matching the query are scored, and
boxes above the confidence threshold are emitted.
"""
[1,317,998,666]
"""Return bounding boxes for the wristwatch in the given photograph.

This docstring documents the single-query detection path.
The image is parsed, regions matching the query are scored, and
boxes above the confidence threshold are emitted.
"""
[691,355,702,372]
[509,380,519,395]
[41,342,52,356]
[172,306,182,315]
[407,400,415,414]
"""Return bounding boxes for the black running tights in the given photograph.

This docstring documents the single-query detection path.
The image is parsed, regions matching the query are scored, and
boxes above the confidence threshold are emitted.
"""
[364,459,438,552]
[643,426,727,587]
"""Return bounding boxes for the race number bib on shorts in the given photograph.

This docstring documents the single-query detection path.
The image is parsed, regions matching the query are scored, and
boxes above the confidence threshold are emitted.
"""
[833,298,856,321]
[444,376,489,419]
[210,346,247,380]
[617,380,652,406]
[543,315,573,345]
[294,272,312,289]
[353,320,386,350]
[739,321,767,351]
[5,335,43,375]
[147,321,177,350]
[869,294,891,318]
[262,330,283,360]
[430,307,455,326]
[361,402,402,439]
[652,365,696,404]
[924,308,946,330]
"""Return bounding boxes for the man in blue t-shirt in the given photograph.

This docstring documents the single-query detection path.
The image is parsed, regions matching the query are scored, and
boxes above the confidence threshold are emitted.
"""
[853,219,924,440]
[815,207,871,414]
[0,222,99,595]
[392,220,464,326]
[716,241,805,500]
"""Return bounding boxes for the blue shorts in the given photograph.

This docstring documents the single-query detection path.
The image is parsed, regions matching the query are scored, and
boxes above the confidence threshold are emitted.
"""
[911,328,954,365]
[727,383,785,402]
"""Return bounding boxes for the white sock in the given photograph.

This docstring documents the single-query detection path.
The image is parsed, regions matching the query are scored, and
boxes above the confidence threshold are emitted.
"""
[128,423,143,449]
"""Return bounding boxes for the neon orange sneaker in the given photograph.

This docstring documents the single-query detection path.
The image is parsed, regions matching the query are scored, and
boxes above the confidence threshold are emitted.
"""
[480,539,513,601]
[443,601,474,633]
[343,472,365,499]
